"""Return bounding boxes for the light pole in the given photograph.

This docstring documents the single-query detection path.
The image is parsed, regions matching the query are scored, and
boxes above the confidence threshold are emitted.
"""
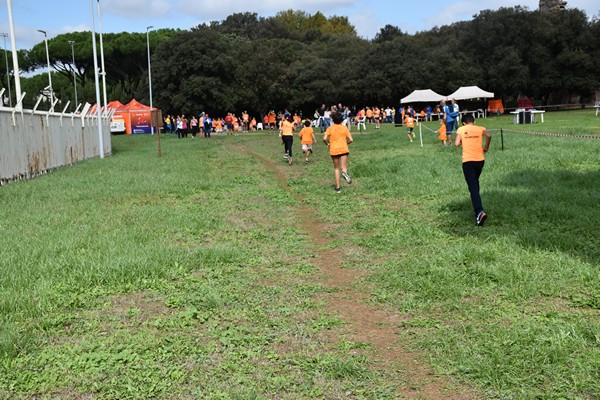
[0,33,12,107]
[67,41,78,110]
[146,25,154,135]
[90,0,104,159]
[6,0,22,111]
[37,29,54,112]
[97,0,107,111]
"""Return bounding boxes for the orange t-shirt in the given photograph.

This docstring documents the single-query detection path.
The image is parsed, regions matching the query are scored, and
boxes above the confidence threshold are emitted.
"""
[281,120,294,136]
[457,124,487,162]
[404,116,415,128]
[299,127,314,144]
[437,124,447,140]
[325,124,352,156]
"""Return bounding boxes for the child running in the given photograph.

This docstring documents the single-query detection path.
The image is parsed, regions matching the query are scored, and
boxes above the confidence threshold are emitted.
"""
[298,120,316,163]
[454,114,492,226]
[404,113,416,142]
[323,111,353,193]
[279,115,295,165]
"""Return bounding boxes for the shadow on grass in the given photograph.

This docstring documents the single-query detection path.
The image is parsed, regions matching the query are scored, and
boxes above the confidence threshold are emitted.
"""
[444,168,600,265]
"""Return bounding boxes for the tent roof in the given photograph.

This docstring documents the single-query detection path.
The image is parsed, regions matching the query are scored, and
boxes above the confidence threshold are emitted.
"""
[125,99,155,111]
[108,100,126,110]
[447,86,494,100]
[401,89,446,104]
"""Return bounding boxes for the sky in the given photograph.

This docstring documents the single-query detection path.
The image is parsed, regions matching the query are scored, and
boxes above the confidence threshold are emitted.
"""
[0,0,599,50]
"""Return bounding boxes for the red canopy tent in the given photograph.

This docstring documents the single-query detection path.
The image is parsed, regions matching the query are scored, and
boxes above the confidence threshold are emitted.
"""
[90,99,160,134]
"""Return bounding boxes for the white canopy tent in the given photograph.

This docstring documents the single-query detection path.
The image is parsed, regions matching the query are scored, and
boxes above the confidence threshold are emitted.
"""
[400,89,446,104]
[446,86,494,100]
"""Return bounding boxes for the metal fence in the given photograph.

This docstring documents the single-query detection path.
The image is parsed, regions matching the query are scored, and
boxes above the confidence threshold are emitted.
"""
[0,106,112,185]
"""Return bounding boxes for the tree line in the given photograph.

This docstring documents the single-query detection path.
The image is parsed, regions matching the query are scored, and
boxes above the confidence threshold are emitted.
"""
[2,7,598,116]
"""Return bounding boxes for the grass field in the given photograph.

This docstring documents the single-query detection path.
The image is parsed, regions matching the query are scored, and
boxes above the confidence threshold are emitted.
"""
[1,109,599,399]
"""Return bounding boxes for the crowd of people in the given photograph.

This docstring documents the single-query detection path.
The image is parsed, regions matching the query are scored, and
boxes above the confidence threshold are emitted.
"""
[160,99,490,226]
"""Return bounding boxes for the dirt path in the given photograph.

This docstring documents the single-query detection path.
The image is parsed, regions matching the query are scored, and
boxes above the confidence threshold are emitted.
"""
[236,143,479,399]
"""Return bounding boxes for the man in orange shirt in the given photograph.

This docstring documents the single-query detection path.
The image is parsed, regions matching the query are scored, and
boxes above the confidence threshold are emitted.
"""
[324,111,353,193]
[455,114,492,226]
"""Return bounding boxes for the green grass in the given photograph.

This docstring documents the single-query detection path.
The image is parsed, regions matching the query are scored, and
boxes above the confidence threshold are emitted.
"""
[0,109,598,399]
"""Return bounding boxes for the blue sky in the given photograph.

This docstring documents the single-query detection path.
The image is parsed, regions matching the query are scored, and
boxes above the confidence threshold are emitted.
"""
[1,0,598,49]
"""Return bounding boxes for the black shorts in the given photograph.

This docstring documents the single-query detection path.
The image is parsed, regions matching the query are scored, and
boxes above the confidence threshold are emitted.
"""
[330,152,349,159]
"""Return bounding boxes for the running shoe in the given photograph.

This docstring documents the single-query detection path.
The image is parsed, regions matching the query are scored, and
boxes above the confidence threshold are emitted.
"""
[476,211,488,227]
[341,171,352,184]
[335,187,341,193]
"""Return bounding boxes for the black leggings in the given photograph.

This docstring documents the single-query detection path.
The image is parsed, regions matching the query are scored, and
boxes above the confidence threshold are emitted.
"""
[462,161,485,215]
[282,135,293,158]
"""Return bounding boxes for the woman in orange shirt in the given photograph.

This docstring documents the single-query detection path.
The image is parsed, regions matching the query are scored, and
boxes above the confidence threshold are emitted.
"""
[455,114,491,226]
[279,115,295,165]
[323,111,353,193]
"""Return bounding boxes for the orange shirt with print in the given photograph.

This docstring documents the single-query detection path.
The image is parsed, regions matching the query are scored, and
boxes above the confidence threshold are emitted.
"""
[457,125,487,162]
[366,109,373,118]
[299,127,314,144]
[404,116,415,128]
[281,120,294,136]
[325,124,352,156]
[242,113,249,122]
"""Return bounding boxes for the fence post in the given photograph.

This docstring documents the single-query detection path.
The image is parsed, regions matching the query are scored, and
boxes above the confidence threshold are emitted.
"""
[501,128,504,151]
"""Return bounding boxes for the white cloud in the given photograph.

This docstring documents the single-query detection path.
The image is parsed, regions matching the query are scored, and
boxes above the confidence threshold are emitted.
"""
[103,0,173,18]
[59,24,89,34]
[177,0,357,21]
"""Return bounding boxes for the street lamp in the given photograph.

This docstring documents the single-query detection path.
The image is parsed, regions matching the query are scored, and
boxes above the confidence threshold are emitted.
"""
[146,25,154,135]
[90,0,104,159]
[67,40,78,109]
[37,29,54,112]
[0,33,12,107]
[97,0,107,111]
[6,0,22,111]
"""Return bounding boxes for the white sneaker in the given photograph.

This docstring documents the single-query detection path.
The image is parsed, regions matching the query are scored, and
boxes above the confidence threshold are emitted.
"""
[341,171,352,184]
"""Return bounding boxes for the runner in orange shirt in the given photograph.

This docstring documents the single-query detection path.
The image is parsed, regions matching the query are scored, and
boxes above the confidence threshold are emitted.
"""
[455,114,492,226]
[268,111,276,130]
[323,111,353,193]
[404,114,416,142]
[366,107,374,123]
[280,115,296,165]
[242,111,250,132]
[298,120,316,163]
